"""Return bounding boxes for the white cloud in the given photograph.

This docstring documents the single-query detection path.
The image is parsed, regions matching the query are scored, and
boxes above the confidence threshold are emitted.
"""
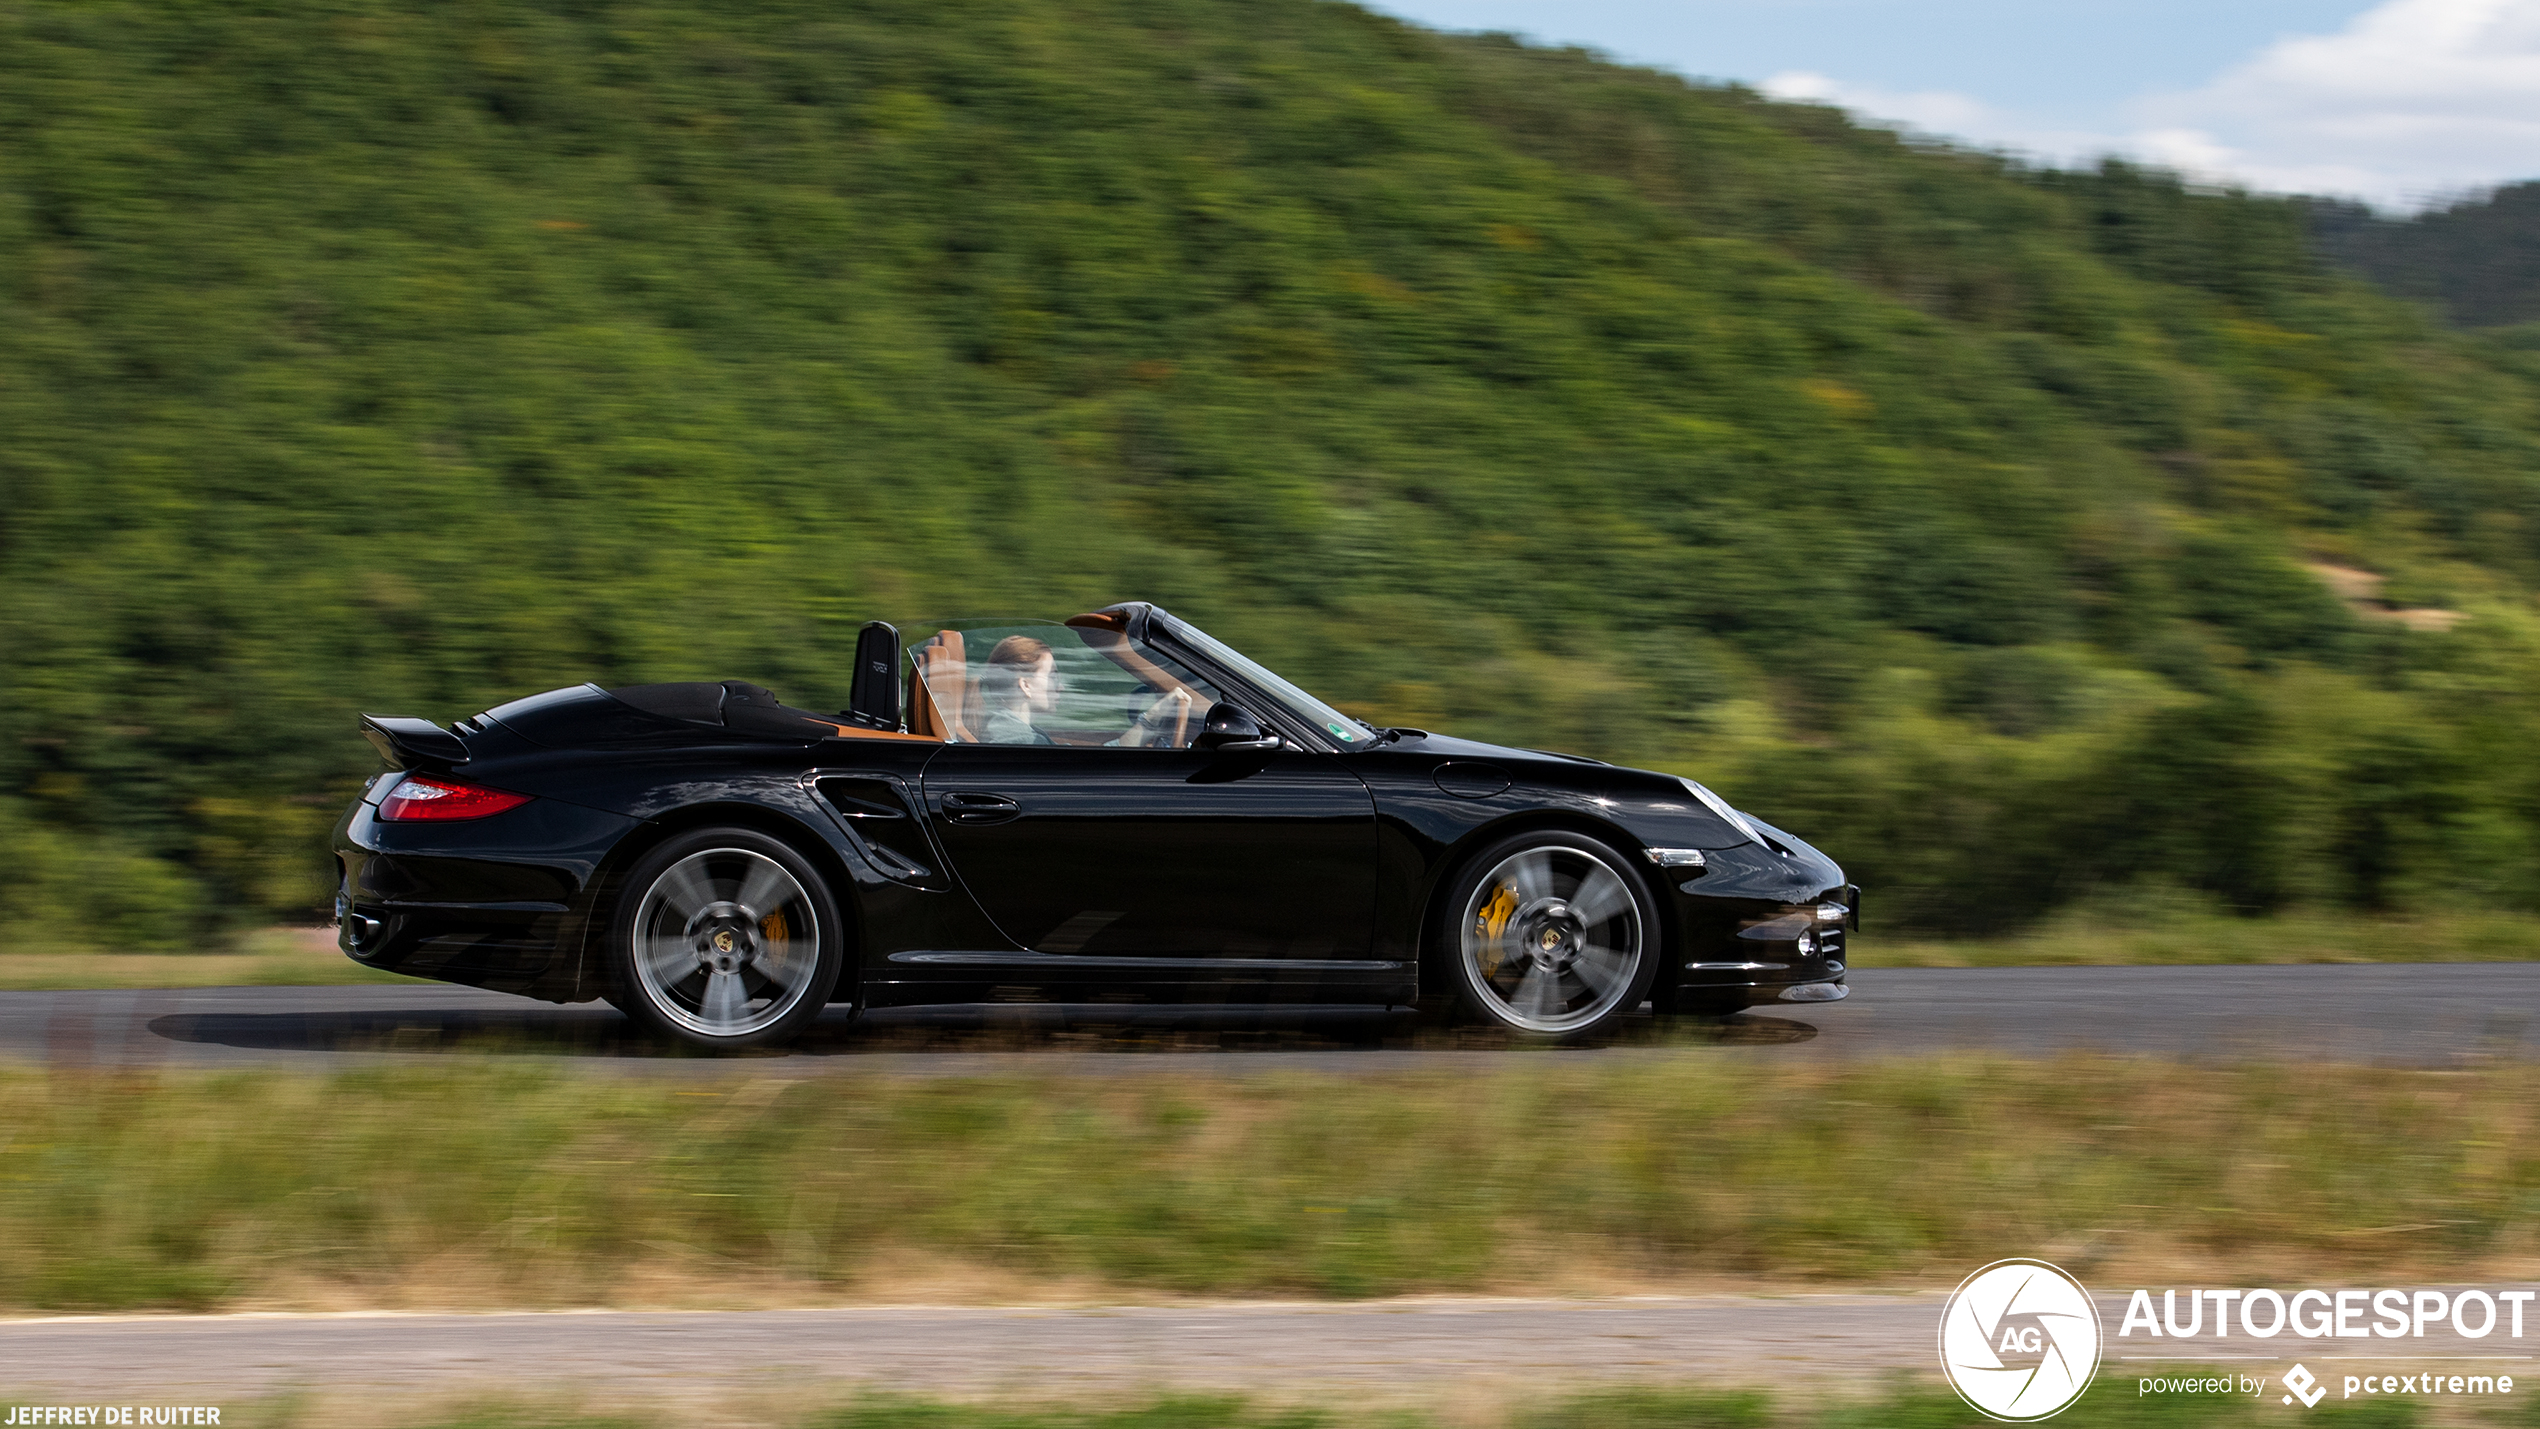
[1759,71,2122,162]
[1768,0,2540,209]
[2131,0,2540,206]
[1761,71,1998,139]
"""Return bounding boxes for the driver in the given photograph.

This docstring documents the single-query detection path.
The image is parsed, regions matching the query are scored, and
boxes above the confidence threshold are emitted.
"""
[975,634,1194,747]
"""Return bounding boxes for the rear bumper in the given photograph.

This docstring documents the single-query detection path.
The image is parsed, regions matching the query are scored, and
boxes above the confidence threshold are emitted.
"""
[332,795,633,1003]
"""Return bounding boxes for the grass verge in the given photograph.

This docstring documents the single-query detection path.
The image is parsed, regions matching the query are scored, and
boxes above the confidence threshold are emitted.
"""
[1855,904,2540,968]
[0,1057,2531,1312]
[0,927,427,989]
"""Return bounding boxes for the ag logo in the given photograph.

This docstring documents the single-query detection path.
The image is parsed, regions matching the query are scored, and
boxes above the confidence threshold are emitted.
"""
[1938,1259,2104,1421]
[2282,1364,2326,1408]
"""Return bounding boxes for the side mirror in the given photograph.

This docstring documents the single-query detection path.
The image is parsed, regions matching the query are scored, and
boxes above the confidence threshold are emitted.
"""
[1193,703,1283,753]
[845,622,902,730]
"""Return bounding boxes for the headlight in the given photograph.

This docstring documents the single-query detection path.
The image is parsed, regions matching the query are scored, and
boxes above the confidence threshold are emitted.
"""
[1679,778,1766,848]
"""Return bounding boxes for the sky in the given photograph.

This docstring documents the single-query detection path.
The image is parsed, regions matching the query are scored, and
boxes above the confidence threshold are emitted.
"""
[1366,0,2540,210]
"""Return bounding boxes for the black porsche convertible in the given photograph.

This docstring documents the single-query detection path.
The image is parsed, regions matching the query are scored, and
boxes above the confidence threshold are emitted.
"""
[334,602,1855,1049]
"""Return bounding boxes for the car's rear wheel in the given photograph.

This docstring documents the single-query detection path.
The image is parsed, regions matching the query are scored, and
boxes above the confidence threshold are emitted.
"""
[609,827,843,1051]
[1445,830,1659,1039]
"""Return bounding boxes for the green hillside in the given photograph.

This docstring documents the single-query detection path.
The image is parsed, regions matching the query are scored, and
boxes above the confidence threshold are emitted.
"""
[6,0,2540,944]
[2314,183,2540,329]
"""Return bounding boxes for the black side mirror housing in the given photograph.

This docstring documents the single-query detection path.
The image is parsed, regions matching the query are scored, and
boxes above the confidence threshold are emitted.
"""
[1193,702,1283,753]
[846,621,902,730]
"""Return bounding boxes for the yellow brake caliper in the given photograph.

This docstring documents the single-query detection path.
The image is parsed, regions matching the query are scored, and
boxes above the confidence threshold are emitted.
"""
[1475,883,1518,978]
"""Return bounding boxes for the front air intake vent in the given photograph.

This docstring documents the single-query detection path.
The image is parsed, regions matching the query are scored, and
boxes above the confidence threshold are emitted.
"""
[815,777,939,884]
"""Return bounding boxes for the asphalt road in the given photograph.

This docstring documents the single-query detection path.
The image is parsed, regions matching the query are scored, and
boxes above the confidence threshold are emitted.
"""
[3,963,2535,1073]
[3,1296,2525,1402]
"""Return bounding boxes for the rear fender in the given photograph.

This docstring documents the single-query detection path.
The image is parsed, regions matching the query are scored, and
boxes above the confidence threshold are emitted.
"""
[572,801,865,1004]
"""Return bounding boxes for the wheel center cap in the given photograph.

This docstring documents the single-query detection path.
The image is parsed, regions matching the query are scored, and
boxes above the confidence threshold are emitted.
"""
[1523,900,1582,968]
[713,929,737,955]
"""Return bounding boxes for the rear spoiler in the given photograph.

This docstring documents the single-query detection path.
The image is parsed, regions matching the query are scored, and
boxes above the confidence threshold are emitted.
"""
[360,714,469,769]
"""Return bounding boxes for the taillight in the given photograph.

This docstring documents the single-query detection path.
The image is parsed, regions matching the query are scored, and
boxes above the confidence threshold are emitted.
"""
[377,774,534,822]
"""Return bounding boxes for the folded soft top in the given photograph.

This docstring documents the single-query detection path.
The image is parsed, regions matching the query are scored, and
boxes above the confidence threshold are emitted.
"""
[610,680,855,740]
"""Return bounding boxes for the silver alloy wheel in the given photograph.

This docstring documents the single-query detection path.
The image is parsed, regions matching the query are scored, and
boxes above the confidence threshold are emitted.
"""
[629,847,821,1038]
[1458,843,1644,1034]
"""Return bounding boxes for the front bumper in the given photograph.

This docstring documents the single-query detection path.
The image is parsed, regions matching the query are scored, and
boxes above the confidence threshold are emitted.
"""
[1666,846,1858,1009]
[1748,977,1848,1005]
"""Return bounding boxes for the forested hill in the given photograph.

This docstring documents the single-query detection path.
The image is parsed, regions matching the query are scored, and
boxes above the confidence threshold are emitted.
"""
[7,0,2540,943]
[2314,183,2540,330]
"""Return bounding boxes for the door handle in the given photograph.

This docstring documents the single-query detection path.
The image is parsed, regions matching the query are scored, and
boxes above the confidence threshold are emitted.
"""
[942,792,1022,825]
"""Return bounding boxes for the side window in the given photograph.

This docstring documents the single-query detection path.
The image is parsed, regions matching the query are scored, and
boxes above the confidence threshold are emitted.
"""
[908,624,1221,748]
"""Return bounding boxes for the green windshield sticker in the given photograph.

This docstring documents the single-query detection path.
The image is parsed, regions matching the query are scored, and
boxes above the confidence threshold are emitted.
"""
[1328,721,1360,741]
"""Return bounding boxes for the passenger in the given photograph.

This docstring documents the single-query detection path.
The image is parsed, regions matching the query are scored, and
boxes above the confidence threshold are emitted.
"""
[977,636,1059,744]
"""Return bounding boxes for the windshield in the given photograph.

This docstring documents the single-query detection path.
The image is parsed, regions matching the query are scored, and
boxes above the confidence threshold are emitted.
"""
[1158,615,1374,747]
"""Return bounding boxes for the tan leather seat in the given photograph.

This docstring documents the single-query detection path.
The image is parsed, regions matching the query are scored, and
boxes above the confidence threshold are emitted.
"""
[905,630,976,742]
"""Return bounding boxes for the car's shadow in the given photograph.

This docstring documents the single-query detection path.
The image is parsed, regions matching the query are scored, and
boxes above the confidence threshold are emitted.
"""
[146,1002,1818,1060]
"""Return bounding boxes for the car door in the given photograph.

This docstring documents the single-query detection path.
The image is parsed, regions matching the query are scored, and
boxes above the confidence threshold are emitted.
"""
[918,742,1381,965]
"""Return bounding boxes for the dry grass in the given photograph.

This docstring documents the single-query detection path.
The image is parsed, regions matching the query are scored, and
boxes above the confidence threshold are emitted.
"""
[1855,903,2540,968]
[0,926,428,989]
[0,1057,2531,1314]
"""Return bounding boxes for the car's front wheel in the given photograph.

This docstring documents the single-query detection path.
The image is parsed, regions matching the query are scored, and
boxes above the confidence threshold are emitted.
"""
[609,827,844,1051]
[1445,830,1659,1039]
